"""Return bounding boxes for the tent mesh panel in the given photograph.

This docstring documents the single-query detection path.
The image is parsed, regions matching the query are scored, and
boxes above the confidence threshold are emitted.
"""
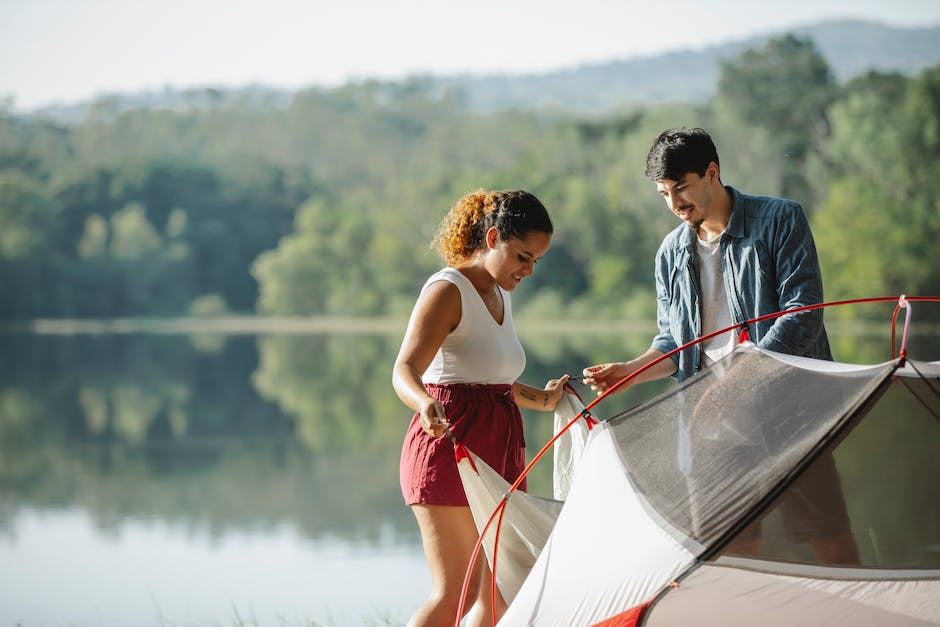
[606,346,897,559]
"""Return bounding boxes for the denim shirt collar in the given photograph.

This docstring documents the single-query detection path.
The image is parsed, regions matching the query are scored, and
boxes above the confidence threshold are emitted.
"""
[725,186,746,240]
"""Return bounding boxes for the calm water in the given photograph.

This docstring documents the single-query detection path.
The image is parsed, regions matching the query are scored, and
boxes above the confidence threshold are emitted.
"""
[1,320,937,626]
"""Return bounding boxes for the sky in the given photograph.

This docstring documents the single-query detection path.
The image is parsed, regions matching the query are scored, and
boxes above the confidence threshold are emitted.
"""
[2,0,940,111]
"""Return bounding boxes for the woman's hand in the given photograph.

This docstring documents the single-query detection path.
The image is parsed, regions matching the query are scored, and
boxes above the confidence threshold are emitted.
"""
[419,397,450,438]
[542,374,571,411]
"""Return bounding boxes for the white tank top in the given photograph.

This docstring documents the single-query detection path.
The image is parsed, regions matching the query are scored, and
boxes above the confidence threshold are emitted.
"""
[421,267,526,385]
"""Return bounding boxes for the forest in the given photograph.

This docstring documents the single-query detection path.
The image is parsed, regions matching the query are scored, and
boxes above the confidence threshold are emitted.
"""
[1,34,939,323]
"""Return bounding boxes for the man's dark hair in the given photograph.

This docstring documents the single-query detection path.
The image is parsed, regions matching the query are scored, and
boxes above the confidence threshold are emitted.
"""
[645,127,720,181]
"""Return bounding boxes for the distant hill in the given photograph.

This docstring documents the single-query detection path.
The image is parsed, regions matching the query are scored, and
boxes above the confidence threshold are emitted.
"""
[436,19,940,111]
[29,19,940,120]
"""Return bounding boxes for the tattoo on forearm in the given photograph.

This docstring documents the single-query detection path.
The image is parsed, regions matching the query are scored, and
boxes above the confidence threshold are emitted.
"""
[519,389,537,402]
[543,392,549,408]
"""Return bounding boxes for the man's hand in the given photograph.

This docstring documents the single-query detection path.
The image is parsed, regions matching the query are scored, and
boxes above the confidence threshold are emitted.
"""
[582,349,676,396]
[582,362,632,395]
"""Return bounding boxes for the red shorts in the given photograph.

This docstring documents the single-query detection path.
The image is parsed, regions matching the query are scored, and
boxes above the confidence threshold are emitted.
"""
[400,383,527,506]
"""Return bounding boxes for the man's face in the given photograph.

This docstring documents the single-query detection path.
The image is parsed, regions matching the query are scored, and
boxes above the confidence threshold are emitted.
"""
[655,163,718,231]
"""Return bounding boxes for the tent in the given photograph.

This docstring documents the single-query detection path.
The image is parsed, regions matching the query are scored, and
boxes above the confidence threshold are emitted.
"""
[457,342,940,626]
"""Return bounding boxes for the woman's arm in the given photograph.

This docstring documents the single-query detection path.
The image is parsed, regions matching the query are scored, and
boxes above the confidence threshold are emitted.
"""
[513,376,570,412]
[392,281,461,437]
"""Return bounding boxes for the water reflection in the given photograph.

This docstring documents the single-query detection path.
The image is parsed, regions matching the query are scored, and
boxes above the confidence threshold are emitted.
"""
[0,323,937,625]
[1,508,427,626]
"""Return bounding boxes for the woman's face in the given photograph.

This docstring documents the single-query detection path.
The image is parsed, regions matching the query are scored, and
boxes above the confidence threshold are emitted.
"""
[484,227,551,291]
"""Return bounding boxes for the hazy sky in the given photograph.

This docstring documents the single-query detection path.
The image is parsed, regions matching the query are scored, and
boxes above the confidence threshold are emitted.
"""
[3,0,940,110]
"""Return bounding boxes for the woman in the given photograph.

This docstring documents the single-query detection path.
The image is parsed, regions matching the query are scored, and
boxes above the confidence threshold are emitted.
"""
[393,189,568,627]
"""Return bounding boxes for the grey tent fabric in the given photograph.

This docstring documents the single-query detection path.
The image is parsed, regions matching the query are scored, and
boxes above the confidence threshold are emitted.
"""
[606,345,897,550]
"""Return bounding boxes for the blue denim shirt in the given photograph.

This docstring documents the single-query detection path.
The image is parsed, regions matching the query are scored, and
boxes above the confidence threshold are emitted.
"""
[650,186,831,382]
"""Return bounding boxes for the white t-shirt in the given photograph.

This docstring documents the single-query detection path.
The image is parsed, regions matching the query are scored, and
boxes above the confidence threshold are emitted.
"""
[421,267,526,385]
[697,235,737,366]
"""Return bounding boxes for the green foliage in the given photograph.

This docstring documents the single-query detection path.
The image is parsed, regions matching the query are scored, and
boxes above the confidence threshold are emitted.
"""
[718,35,836,151]
[814,66,940,317]
[0,48,938,322]
[717,35,836,207]
[189,293,229,317]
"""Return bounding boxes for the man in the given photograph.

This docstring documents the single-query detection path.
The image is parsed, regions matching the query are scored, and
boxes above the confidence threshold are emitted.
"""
[585,127,830,390]
[584,127,858,564]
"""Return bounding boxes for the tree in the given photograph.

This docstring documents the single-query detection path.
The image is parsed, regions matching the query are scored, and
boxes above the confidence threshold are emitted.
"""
[0,170,64,316]
[253,195,387,315]
[717,34,836,206]
[814,66,940,317]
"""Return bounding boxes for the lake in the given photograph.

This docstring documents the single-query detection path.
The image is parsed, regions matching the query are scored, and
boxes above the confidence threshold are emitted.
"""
[1,318,937,626]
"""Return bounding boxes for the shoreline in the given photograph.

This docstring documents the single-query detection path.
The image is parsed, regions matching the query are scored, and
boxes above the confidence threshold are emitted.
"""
[1,316,935,336]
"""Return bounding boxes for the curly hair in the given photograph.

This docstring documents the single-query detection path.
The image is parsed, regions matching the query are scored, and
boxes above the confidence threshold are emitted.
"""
[433,189,552,266]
